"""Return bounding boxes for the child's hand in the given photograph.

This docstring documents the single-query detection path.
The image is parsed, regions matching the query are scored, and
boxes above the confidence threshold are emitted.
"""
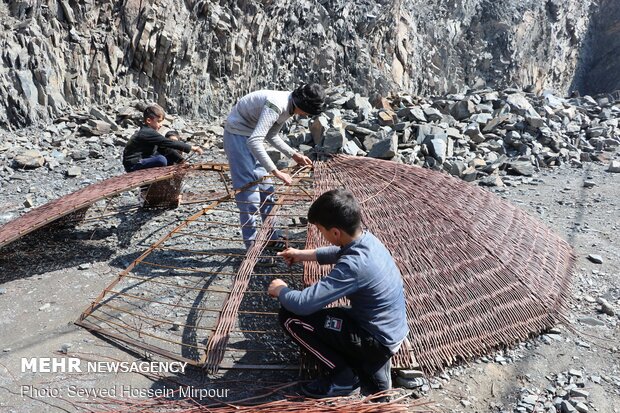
[268,278,288,298]
[191,145,204,155]
[277,248,300,266]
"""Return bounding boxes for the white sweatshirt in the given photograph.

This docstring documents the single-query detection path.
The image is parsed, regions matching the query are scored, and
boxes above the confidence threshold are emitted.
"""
[225,90,297,172]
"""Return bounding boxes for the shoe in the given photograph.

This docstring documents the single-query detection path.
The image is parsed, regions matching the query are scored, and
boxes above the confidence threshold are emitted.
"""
[255,256,276,267]
[301,376,360,399]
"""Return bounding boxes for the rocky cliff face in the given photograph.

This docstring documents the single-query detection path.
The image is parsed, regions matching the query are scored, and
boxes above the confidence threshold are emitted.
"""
[0,0,616,130]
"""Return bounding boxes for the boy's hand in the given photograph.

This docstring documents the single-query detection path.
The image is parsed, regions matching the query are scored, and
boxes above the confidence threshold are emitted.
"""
[191,145,204,155]
[268,279,288,298]
[272,169,293,185]
[292,152,312,166]
[277,248,301,266]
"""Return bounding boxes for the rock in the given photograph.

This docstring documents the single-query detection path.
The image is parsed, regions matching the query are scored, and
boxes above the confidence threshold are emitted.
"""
[0,288,6,295]
[368,134,398,159]
[451,99,477,120]
[597,298,615,316]
[507,161,535,176]
[574,402,589,413]
[66,166,82,177]
[377,110,396,126]
[322,128,345,153]
[582,180,596,188]
[464,122,485,143]
[309,116,329,145]
[59,343,72,354]
[570,389,589,398]
[394,376,427,389]
[578,317,605,326]
[560,400,577,413]
[460,400,472,407]
[607,160,620,173]
[14,150,45,169]
[342,140,364,156]
[70,150,89,161]
[78,263,91,270]
[587,254,603,264]
[568,369,583,378]
[170,322,181,331]
[398,107,426,122]
[23,196,35,208]
[81,119,112,136]
[423,107,443,122]
[344,94,372,112]
[426,133,448,163]
[39,303,51,311]
[506,93,538,117]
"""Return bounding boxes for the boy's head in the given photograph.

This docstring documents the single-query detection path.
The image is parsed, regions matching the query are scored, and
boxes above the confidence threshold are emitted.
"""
[292,83,325,116]
[143,104,165,131]
[165,130,180,141]
[308,189,361,241]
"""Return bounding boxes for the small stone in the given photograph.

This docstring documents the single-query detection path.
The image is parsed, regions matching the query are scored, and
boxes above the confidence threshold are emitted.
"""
[460,399,471,407]
[560,400,577,413]
[607,160,620,173]
[59,343,72,354]
[596,298,615,316]
[568,369,583,378]
[66,166,82,177]
[590,375,601,384]
[570,389,589,398]
[39,303,51,311]
[23,196,34,208]
[586,254,603,264]
[170,322,181,332]
[0,288,6,295]
[3,348,11,352]
[14,150,45,169]
[574,402,589,413]
[578,317,605,327]
[582,181,596,188]
[78,263,91,270]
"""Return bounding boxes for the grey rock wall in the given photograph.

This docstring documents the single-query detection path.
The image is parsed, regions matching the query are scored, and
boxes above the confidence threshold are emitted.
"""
[0,0,613,130]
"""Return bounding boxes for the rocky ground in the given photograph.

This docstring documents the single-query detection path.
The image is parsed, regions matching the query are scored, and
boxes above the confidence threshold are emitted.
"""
[0,88,618,412]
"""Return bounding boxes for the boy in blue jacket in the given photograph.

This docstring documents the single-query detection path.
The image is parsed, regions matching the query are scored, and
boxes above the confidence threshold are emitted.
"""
[268,189,409,398]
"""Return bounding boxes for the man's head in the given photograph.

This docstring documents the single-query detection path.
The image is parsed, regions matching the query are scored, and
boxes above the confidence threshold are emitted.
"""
[292,83,325,116]
[308,189,361,243]
[143,104,165,131]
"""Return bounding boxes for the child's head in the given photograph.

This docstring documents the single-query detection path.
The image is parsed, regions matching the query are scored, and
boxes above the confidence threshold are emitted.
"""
[143,104,165,131]
[165,130,180,141]
[292,83,325,116]
[308,189,361,238]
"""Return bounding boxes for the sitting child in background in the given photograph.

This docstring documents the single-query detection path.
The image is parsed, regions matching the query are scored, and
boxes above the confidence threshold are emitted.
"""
[122,104,203,173]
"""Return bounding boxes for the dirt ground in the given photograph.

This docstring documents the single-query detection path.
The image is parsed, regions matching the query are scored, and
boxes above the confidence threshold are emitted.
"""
[0,152,618,412]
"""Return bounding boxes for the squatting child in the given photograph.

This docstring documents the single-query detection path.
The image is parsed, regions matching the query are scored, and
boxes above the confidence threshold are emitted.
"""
[268,189,409,398]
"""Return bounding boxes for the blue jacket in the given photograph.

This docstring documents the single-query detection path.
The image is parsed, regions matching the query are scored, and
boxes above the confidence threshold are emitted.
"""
[278,231,409,350]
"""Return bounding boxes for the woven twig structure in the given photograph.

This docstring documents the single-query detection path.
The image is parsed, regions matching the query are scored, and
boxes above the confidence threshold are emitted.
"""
[309,155,575,374]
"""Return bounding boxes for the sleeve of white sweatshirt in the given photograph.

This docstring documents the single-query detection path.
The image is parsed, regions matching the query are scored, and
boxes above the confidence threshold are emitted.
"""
[265,123,296,158]
[247,104,280,172]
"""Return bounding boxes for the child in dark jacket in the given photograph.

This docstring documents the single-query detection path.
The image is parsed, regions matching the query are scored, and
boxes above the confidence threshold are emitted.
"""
[268,189,409,398]
[122,104,203,172]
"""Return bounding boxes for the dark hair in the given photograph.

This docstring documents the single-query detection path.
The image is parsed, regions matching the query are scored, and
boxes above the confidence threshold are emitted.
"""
[308,189,361,236]
[292,83,325,116]
[143,104,165,121]
[165,130,180,139]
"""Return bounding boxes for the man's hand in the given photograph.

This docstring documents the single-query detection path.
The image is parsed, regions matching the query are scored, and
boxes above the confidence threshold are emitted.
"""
[191,145,204,155]
[292,152,312,167]
[268,278,288,298]
[272,169,293,185]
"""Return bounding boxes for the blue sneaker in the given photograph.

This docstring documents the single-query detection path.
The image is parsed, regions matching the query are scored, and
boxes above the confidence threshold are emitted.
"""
[301,376,360,399]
